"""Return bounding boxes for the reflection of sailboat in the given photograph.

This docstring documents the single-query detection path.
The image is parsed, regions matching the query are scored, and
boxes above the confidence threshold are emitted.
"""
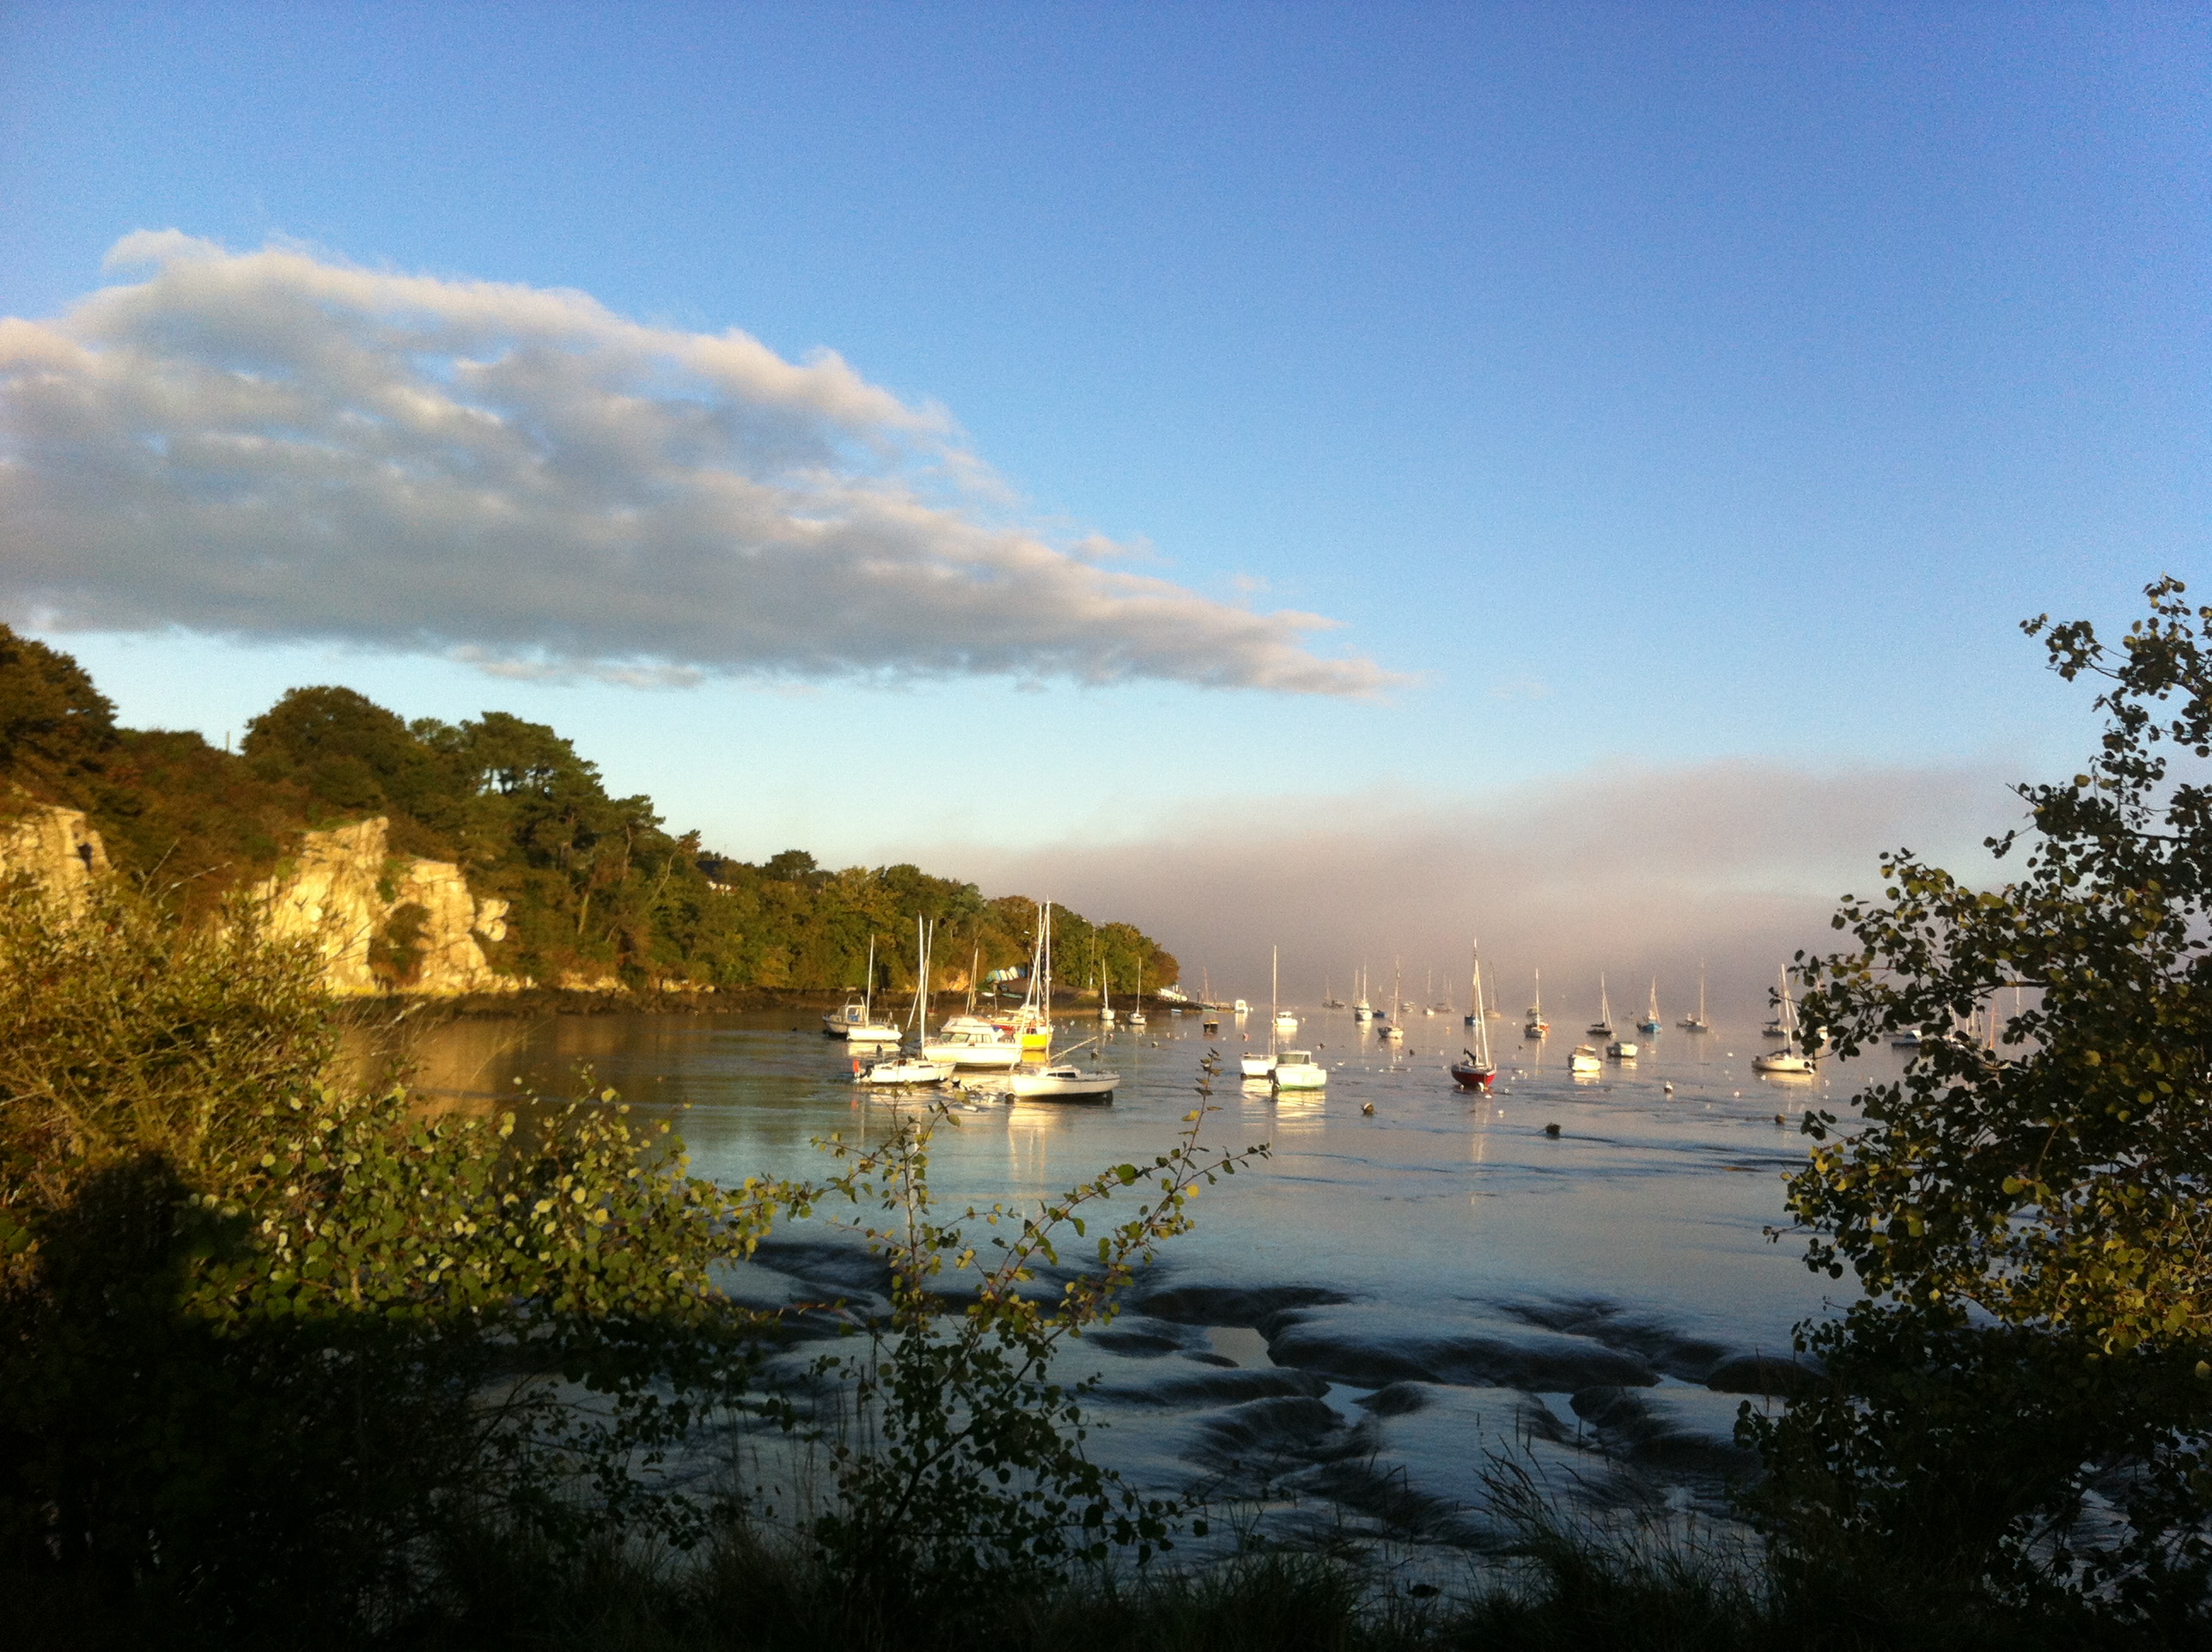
[1243,947,1282,1078]
[824,934,901,1040]
[1586,975,1614,1038]
[1451,941,1495,1090]
[1678,963,1711,1032]
[1523,969,1549,1039]
[1638,980,1662,1036]
[1752,967,1815,1075]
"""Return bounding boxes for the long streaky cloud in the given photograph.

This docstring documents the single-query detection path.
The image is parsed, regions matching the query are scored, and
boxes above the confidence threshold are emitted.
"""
[0,233,1392,695]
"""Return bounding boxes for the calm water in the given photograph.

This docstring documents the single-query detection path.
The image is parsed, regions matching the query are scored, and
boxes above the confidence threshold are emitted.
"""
[388,1003,1893,1553]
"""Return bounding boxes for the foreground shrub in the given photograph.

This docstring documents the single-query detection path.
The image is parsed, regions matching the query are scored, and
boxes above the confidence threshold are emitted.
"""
[0,875,802,1640]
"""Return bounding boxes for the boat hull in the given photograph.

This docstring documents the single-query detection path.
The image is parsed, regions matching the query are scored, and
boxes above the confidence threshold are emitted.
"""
[857,1057,952,1085]
[1004,1067,1118,1102]
[1449,1062,1495,1090]
[1272,1063,1327,1090]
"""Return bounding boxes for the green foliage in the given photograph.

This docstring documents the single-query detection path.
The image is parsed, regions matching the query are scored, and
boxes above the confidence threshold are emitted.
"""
[0,875,806,1635]
[0,623,116,793]
[797,1096,1266,1609]
[0,631,1178,994]
[1750,578,2212,1626]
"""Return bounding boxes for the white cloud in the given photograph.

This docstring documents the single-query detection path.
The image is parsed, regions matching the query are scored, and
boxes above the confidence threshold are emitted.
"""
[0,234,1394,695]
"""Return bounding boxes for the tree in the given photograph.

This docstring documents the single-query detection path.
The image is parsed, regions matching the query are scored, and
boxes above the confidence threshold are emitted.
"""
[1749,578,2212,1626]
[0,622,117,794]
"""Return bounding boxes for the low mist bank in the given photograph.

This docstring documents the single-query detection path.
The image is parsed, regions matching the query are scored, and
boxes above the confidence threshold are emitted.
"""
[911,757,2014,1022]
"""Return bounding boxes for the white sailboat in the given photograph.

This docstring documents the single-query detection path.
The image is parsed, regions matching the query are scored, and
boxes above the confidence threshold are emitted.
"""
[1243,947,1282,1077]
[1678,963,1711,1032]
[1353,963,1374,1022]
[1451,941,1495,1089]
[1752,967,1815,1075]
[1523,969,1549,1039]
[1378,961,1405,1043]
[1127,957,1147,1027]
[1004,901,1120,1101]
[823,934,901,1040]
[1097,948,1115,1023]
[1638,979,1662,1035]
[859,917,953,1085]
[1586,974,1614,1038]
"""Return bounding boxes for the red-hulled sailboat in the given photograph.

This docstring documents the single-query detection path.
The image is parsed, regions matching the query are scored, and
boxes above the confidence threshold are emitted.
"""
[1450,940,1497,1091]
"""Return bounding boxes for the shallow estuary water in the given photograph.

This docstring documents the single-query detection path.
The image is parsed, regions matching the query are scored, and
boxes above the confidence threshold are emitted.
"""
[393,1003,1895,1562]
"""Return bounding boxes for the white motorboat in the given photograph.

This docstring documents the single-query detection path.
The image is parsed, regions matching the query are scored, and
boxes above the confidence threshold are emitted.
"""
[1273,1010,1298,1033]
[1240,1051,1277,1079]
[823,933,901,1039]
[1753,967,1816,1075]
[1569,1044,1603,1075]
[1233,998,1250,1015]
[1605,1038,1639,1061]
[921,1019,1024,1068]
[1272,1049,1326,1090]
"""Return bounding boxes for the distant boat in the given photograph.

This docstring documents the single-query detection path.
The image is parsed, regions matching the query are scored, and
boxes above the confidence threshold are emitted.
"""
[1244,947,1284,1078]
[1891,1030,1922,1050]
[1097,954,1115,1023]
[1450,941,1496,1090]
[1524,969,1550,1038]
[1353,962,1375,1022]
[1272,1048,1327,1091]
[1604,1038,1639,1062]
[1569,1044,1603,1075]
[824,933,902,1040]
[1638,979,1662,1035]
[1586,974,1614,1038]
[1752,967,1815,1076]
[1678,963,1711,1033]
[1128,958,1147,1027]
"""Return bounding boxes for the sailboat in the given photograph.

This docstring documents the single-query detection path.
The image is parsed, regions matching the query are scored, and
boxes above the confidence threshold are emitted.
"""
[1127,957,1147,1027]
[859,918,953,1085]
[1752,967,1815,1076]
[1353,963,1375,1022]
[1523,969,1549,1038]
[1638,980,1662,1036]
[1004,902,1120,1101]
[1586,974,1614,1038]
[1450,941,1496,1090]
[1379,962,1406,1043]
[1323,974,1344,1009]
[823,934,901,1040]
[1097,948,1115,1023]
[1243,948,1283,1078]
[1678,963,1711,1032]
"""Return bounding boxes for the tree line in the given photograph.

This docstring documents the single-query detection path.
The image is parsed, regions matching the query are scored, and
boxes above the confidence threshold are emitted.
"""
[0,625,1176,996]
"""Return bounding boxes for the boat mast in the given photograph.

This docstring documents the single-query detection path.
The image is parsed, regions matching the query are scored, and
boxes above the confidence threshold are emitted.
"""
[863,934,876,1024]
[1269,945,1279,1058]
[1471,940,1491,1067]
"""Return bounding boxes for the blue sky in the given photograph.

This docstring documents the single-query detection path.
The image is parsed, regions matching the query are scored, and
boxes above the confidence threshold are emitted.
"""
[2,3,2206,994]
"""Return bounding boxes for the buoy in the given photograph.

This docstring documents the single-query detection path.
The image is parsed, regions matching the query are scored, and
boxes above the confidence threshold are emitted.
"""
[1361,1102,1376,1115]
[1662,1082,1674,1095]
[1543,1122,1562,1137]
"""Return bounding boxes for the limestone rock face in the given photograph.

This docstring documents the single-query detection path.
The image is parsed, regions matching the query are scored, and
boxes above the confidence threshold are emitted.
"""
[249,817,519,998]
[0,804,111,910]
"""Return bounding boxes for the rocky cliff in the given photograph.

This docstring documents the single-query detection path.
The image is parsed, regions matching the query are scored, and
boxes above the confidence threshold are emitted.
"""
[0,803,110,911]
[247,817,517,998]
[3,803,516,998]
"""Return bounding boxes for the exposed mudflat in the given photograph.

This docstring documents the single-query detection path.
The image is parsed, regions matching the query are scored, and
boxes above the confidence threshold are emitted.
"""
[403,1005,1888,1565]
